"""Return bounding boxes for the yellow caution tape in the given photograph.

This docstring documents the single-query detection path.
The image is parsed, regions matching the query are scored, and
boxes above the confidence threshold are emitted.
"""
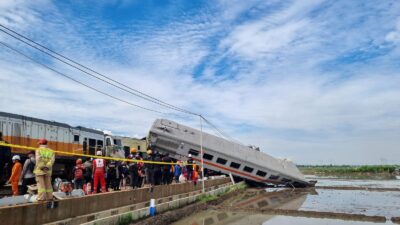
[0,142,196,166]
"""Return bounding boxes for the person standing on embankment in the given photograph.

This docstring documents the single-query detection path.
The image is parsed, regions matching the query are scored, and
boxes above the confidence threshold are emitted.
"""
[34,139,55,201]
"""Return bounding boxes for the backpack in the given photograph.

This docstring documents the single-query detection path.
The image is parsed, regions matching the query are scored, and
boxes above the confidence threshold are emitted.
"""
[26,159,35,174]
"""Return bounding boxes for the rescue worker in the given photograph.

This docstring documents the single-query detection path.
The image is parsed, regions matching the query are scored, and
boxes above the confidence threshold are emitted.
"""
[186,154,194,182]
[8,155,22,195]
[34,139,55,201]
[162,153,172,185]
[145,149,155,187]
[93,151,106,193]
[153,152,162,185]
[21,151,36,194]
[0,132,12,187]
[73,158,85,189]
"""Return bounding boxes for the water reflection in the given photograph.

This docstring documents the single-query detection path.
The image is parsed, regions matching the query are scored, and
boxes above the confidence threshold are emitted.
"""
[173,189,313,225]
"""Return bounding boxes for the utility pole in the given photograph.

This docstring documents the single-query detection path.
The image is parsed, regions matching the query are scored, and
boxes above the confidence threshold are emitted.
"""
[200,115,205,193]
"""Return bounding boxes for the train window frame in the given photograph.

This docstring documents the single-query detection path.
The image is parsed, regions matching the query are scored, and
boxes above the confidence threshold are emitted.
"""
[269,175,280,180]
[188,149,199,156]
[230,162,241,169]
[73,135,79,142]
[203,153,214,160]
[281,178,292,183]
[216,157,227,165]
[256,170,267,177]
[243,166,254,173]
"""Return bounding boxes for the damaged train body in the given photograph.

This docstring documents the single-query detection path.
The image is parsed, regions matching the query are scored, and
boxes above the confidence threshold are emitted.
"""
[149,119,313,187]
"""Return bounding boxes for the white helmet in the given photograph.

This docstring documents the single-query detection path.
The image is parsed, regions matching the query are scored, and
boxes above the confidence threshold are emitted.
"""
[96,151,102,156]
[188,154,192,158]
[12,155,20,161]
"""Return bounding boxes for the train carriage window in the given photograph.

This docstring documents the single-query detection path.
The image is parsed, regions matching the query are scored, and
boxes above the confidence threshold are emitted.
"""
[243,166,254,173]
[230,162,241,169]
[74,135,79,142]
[97,140,103,147]
[281,178,292,183]
[269,175,280,180]
[256,170,267,177]
[203,153,214,160]
[216,157,227,165]
[188,149,199,156]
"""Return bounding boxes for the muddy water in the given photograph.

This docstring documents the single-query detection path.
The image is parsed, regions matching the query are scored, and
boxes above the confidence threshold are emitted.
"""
[172,177,400,225]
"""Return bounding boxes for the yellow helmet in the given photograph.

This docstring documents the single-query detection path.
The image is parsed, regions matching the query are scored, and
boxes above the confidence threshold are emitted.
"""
[130,147,137,153]
[147,149,152,155]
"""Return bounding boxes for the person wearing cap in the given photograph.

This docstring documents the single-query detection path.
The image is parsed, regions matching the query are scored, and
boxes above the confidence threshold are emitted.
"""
[144,148,155,187]
[21,151,36,194]
[93,151,106,193]
[34,139,55,201]
[8,155,22,195]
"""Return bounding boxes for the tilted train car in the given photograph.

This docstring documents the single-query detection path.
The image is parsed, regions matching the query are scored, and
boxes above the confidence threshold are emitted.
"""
[0,111,124,177]
[148,119,312,187]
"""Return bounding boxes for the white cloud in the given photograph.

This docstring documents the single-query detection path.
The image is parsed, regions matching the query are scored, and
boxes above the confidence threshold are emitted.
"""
[0,0,400,165]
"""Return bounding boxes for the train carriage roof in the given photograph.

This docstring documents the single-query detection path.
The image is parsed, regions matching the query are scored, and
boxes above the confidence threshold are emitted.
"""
[0,111,104,135]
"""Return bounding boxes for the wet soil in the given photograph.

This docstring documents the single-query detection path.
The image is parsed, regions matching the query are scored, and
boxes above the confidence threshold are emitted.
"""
[132,188,244,225]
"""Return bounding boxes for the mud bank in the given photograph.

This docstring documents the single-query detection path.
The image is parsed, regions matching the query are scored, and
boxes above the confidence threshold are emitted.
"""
[132,187,243,225]
[214,207,387,223]
[392,217,400,224]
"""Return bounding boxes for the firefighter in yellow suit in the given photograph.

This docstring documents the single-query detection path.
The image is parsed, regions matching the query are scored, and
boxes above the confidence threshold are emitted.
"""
[34,139,55,201]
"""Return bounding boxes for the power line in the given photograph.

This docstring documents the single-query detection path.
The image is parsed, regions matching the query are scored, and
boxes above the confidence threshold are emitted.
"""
[0,24,239,144]
[0,24,198,116]
[0,40,166,115]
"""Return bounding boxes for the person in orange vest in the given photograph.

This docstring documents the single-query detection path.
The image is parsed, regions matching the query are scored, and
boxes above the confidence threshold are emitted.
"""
[34,139,55,201]
[8,155,22,195]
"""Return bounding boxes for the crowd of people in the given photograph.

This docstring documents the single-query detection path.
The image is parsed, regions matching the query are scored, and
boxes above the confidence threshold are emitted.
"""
[0,134,201,200]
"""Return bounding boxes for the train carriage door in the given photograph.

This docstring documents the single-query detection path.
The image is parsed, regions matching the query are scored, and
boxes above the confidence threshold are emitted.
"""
[88,138,96,156]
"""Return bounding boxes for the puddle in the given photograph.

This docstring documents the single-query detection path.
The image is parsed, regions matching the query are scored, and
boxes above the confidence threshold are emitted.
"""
[262,215,395,225]
[296,189,400,218]
[172,211,394,225]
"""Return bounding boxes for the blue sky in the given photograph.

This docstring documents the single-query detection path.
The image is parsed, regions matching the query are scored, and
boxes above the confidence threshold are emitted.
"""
[0,0,400,164]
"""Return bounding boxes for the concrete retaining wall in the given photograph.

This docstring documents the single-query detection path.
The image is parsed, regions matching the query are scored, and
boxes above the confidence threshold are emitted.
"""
[0,177,230,225]
[80,182,237,225]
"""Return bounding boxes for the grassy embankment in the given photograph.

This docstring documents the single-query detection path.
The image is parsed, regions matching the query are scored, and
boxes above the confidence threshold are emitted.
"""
[299,165,399,177]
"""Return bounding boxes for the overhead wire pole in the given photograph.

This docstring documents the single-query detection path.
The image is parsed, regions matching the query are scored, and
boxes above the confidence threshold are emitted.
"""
[199,115,205,193]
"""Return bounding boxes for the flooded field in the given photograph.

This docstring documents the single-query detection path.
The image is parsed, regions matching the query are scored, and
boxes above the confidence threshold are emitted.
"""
[172,176,400,225]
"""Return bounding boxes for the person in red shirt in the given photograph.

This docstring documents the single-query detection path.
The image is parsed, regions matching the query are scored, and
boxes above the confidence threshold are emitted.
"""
[93,151,106,193]
[73,158,85,189]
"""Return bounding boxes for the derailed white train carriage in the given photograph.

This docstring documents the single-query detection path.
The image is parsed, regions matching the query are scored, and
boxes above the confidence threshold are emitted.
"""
[148,119,313,187]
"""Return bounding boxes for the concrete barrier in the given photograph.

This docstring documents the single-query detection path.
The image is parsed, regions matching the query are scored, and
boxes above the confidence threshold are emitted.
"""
[0,177,230,225]
[79,182,238,225]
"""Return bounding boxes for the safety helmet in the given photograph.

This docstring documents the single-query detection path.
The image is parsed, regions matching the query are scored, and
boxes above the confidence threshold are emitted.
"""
[96,151,102,156]
[12,155,20,161]
[147,149,152,155]
[37,138,48,145]
[76,158,82,164]
[130,147,137,153]
[188,154,192,158]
